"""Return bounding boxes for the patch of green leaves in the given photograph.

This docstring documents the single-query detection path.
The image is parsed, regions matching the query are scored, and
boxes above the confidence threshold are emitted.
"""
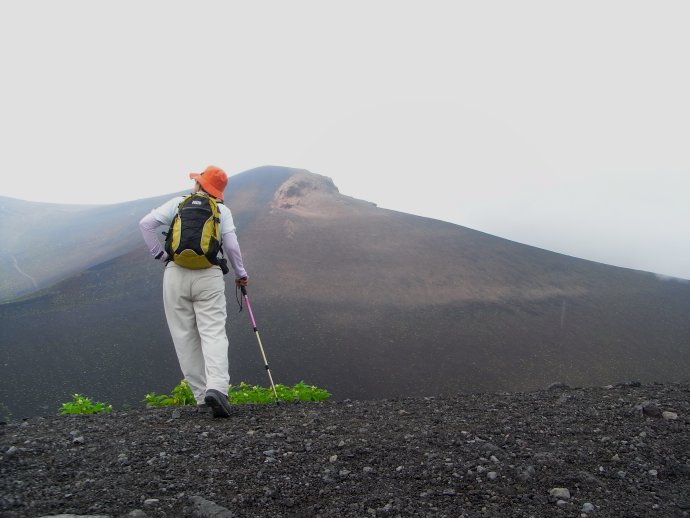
[144,379,331,407]
[229,381,331,404]
[144,379,195,407]
[59,394,112,415]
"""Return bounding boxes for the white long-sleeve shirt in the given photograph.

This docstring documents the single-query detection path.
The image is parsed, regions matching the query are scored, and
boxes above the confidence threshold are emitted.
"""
[139,196,248,280]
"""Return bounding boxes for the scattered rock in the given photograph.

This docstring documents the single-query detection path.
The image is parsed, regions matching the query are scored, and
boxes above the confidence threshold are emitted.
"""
[662,411,678,420]
[3,382,689,517]
[616,381,642,388]
[6,445,19,456]
[189,495,236,517]
[642,402,662,417]
[549,488,571,500]
[548,382,569,390]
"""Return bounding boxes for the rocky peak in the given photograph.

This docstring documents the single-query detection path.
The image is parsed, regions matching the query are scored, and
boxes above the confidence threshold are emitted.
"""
[271,171,340,212]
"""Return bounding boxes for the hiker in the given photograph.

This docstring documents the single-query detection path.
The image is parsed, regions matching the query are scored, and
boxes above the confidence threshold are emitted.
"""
[138,165,247,418]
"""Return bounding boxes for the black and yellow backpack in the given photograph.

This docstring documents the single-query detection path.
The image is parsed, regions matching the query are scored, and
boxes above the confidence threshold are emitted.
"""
[164,193,227,272]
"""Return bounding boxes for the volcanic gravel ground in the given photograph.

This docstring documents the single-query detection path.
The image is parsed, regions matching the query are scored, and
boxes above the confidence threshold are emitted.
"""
[1,382,689,517]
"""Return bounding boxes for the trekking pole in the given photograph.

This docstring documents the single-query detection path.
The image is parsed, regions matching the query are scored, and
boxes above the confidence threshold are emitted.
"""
[240,286,279,403]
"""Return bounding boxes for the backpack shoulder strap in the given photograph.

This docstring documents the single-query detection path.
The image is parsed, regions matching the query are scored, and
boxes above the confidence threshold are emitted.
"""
[177,194,194,211]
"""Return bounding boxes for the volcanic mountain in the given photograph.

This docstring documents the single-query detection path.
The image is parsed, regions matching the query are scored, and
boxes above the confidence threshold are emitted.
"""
[1,166,689,420]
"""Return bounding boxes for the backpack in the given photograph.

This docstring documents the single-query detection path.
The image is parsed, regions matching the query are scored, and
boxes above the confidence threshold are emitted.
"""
[164,193,224,271]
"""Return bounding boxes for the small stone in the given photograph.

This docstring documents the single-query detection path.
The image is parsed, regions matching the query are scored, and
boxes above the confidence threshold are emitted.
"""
[329,455,338,463]
[127,510,150,518]
[662,411,678,420]
[642,403,662,417]
[487,471,498,480]
[144,498,160,505]
[337,440,346,447]
[611,454,621,462]
[490,455,500,463]
[648,469,658,477]
[6,446,18,456]
[339,469,351,477]
[548,382,569,390]
[582,502,595,513]
[556,499,568,507]
[443,488,457,496]
[72,436,85,444]
[263,449,275,457]
[189,495,235,517]
[363,466,375,474]
[517,465,536,482]
[396,465,403,472]
[549,488,571,500]
[171,409,181,419]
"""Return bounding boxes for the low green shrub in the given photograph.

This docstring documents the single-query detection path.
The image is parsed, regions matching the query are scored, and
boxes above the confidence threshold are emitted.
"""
[59,394,112,415]
[144,379,195,407]
[145,379,331,407]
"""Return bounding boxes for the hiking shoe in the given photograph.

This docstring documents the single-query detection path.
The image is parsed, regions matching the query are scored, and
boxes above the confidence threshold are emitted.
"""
[204,389,232,418]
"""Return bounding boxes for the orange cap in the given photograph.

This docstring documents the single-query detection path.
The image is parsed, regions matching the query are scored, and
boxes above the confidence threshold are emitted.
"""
[189,165,228,200]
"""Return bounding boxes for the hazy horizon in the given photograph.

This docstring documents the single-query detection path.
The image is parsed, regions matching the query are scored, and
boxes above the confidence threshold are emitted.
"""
[1,1,689,280]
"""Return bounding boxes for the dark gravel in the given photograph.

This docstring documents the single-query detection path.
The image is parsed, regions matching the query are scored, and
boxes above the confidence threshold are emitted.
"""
[2,382,689,517]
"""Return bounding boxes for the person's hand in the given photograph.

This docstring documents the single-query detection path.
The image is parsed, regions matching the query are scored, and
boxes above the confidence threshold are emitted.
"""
[235,276,248,287]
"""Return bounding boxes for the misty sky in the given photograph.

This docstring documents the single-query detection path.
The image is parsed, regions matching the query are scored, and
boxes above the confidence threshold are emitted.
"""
[1,1,689,280]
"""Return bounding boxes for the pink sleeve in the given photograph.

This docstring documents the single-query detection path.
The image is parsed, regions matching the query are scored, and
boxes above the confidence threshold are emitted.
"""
[139,213,168,261]
[222,231,248,279]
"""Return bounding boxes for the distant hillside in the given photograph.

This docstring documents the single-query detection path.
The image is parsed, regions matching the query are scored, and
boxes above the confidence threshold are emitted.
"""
[1,166,689,419]
[0,193,183,303]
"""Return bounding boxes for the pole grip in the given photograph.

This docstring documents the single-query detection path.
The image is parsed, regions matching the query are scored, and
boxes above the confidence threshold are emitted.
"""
[241,285,247,296]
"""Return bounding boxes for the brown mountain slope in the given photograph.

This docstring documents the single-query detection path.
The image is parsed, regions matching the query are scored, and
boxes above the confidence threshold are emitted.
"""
[1,166,689,419]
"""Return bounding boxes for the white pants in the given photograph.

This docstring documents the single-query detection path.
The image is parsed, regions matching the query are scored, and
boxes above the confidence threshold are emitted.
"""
[163,263,229,403]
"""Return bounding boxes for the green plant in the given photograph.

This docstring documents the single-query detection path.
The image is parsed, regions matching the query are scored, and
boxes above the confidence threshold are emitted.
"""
[59,394,112,415]
[229,381,331,404]
[144,379,331,407]
[144,379,195,407]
